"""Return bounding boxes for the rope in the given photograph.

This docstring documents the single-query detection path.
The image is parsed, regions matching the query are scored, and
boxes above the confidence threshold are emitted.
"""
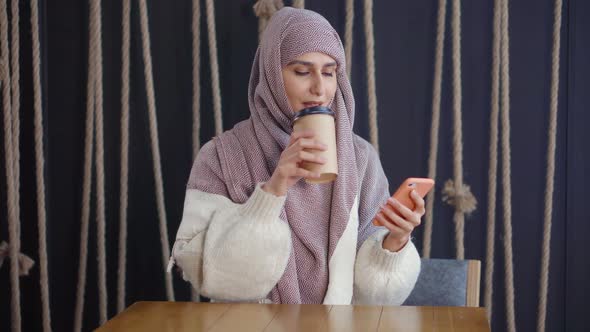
[252,0,284,41]
[1,0,21,329]
[0,241,34,274]
[423,0,447,259]
[292,0,304,9]
[30,0,52,329]
[254,0,275,40]
[500,0,516,330]
[117,0,131,314]
[537,0,562,331]
[90,0,109,323]
[190,0,202,302]
[344,0,354,78]
[442,0,478,260]
[450,0,465,259]
[484,0,501,322]
[363,0,379,151]
[74,0,109,327]
[252,0,284,37]
[253,0,284,41]
[138,0,175,301]
[442,181,477,214]
[448,0,464,259]
[192,0,201,156]
[205,0,223,135]
[73,8,96,331]
[10,0,20,207]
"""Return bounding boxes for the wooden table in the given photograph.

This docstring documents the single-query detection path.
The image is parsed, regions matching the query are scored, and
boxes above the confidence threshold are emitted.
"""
[96,301,490,332]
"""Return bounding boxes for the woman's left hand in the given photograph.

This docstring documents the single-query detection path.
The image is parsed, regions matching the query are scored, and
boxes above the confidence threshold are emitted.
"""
[373,190,426,252]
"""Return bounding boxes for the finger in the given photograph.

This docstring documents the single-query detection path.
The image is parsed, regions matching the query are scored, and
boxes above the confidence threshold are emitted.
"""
[375,212,406,235]
[294,167,321,179]
[289,130,315,146]
[387,197,415,220]
[289,150,326,165]
[380,205,415,232]
[410,190,426,215]
[408,213,422,227]
[383,204,419,229]
[296,138,328,151]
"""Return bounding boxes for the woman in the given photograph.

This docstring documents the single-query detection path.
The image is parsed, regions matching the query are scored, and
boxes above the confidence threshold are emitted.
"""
[168,7,424,305]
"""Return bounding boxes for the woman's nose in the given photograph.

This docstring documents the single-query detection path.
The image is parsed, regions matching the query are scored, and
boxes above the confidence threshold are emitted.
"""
[310,75,325,96]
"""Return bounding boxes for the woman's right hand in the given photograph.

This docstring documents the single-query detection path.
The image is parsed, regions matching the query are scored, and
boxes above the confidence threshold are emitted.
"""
[262,129,328,197]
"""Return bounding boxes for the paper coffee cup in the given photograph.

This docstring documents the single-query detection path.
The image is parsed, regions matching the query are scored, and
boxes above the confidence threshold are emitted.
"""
[292,106,338,184]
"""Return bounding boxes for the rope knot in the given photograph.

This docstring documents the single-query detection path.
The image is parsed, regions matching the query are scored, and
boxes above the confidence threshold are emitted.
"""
[253,0,284,19]
[442,179,478,215]
[0,241,35,276]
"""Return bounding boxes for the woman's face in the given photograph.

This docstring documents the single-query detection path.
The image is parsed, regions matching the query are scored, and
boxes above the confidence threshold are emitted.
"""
[282,52,338,113]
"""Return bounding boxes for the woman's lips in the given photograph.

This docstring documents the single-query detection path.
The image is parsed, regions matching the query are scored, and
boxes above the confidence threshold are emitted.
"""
[303,102,322,108]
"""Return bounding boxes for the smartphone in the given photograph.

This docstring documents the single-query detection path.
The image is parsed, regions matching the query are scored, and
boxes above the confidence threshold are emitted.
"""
[373,177,435,226]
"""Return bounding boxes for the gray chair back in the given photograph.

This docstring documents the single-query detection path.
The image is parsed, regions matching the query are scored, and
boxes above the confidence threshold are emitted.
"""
[403,258,481,307]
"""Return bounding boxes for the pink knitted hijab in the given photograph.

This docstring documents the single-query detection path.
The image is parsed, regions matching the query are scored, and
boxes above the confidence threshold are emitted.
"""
[188,7,388,303]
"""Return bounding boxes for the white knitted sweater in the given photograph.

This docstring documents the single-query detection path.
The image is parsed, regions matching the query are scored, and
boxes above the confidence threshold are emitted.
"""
[169,183,420,305]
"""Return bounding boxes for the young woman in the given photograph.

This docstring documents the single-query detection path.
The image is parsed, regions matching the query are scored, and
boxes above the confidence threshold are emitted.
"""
[169,7,424,305]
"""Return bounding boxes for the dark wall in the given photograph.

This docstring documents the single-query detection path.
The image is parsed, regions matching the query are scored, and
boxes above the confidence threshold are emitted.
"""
[565,0,590,330]
[1,0,588,331]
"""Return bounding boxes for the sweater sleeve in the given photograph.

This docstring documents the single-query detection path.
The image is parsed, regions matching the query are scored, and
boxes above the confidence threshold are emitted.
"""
[169,183,292,302]
[352,229,421,305]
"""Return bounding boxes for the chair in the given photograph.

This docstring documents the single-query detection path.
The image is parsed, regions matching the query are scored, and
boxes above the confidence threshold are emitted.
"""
[403,259,481,307]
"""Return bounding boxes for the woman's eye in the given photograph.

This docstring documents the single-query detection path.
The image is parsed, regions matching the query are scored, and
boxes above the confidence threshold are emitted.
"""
[323,72,334,77]
[295,71,309,76]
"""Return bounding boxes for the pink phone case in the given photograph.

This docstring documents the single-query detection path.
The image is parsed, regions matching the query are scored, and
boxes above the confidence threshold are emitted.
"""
[373,177,435,226]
